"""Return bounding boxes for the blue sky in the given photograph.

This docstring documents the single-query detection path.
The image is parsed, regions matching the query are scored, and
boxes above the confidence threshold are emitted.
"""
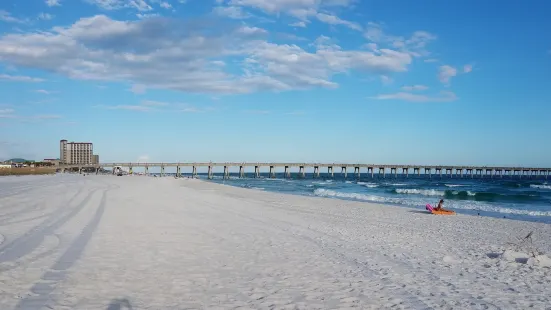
[0,0,550,167]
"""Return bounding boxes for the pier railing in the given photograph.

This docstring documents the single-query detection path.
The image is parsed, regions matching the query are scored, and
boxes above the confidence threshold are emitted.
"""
[58,163,551,179]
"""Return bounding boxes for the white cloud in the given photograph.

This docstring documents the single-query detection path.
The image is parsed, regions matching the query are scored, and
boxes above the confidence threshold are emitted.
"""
[438,65,457,85]
[136,13,159,19]
[38,13,55,20]
[141,100,169,106]
[0,108,15,118]
[130,84,147,94]
[0,10,29,24]
[276,32,307,41]
[380,75,393,85]
[179,106,216,113]
[97,99,172,112]
[424,58,438,63]
[237,25,268,36]
[229,0,356,27]
[372,91,457,103]
[0,15,414,94]
[288,8,317,20]
[213,6,251,19]
[363,42,377,51]
[463,64,473,73]
[401,85,428,91]
[2,112,64,121]
[364,23,436,58]
[230,0,354,14]
[159,1,171,9]
[315,13,361,31]
[85,0,152,11]
[289,21,306,27]
[211,60,226,66]
[46,0,61,6]
[0,74,44,82]
[34,89,56,94]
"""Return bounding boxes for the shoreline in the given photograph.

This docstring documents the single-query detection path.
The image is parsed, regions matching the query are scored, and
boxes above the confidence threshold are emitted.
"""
[1,175,550,309]
[199,177,551,228]
[203,176,551,224]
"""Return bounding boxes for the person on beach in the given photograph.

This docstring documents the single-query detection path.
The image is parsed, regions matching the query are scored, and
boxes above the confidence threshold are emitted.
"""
[434,199,446,211]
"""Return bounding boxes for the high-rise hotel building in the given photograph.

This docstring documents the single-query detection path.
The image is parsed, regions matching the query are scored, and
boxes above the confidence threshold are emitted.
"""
[60,140,94,165]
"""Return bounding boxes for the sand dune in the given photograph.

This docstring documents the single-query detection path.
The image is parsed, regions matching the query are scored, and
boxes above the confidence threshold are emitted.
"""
[1,175,550,309]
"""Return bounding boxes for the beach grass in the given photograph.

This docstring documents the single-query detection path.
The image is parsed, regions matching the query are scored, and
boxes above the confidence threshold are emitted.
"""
[0,167,57,176]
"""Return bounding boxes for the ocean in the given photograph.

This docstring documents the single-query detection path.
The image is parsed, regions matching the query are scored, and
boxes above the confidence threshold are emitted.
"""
[196,173,551,224]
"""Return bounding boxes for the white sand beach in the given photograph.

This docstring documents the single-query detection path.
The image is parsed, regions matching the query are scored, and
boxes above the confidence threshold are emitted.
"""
[1,174,550,309]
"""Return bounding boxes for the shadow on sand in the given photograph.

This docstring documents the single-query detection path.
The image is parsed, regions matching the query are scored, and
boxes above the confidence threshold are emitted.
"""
[106,298,133,310]
[408,210,431,215]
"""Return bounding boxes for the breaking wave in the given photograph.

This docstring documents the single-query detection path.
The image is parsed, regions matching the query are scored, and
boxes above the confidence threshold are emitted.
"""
[531,184,551,190]
[314,189,551,217]
[357,181,378,188]
[314,188,386,202]
[394,189,446,196]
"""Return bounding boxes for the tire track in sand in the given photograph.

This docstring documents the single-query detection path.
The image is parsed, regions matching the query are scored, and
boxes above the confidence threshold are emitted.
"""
[0,186,101,263]
[14,187,110,310]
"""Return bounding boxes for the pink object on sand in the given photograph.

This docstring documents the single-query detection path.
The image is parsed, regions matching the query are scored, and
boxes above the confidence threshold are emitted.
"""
[426,204,434,212]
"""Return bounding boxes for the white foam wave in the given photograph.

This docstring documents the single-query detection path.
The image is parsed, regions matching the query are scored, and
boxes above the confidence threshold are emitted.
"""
[312,180,333,185]
[356,181,378,188]
[389,183,408,186]
[531,184,551,190]
[313,189,386,202]
[445,184,466,188]
[314,189,551,217]
[395,189,445,196]
[467,191,476,196]
[447,203,551,217]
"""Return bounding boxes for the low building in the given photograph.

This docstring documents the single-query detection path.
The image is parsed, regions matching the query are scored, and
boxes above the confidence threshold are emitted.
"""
[43,159,60,166]
[0,164,11,169]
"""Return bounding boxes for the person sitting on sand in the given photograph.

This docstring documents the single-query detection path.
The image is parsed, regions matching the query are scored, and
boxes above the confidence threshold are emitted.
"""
[434,199,451,212]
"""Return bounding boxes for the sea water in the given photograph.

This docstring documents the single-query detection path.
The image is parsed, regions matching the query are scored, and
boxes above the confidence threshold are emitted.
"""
[201,173,551,224]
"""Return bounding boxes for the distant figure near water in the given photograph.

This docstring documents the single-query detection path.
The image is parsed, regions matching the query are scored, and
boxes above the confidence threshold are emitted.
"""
[434,199,450,212]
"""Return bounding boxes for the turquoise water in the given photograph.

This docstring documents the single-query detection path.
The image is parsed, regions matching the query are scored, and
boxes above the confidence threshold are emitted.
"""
[200,173,551,224]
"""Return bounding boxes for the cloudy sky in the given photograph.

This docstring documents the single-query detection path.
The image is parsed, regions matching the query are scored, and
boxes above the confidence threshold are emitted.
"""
[0,0,549,166]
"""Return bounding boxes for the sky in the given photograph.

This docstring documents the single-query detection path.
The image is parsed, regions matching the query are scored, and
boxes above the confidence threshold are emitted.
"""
[0,0,550,167]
